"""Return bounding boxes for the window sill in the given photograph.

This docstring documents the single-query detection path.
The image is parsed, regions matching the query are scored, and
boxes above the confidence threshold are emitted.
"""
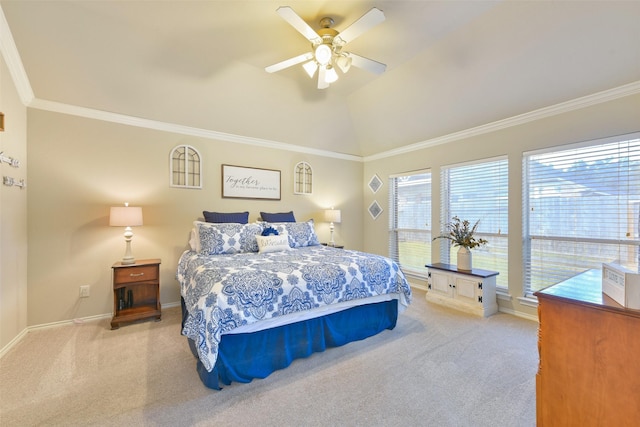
[517,295,539,308]
[496,289,512,301]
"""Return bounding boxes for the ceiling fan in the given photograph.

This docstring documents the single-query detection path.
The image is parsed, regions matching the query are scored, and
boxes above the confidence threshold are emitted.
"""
[265,6,386,89]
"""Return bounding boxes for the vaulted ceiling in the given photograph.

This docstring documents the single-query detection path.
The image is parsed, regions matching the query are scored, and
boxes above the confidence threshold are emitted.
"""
[2,1,639,158]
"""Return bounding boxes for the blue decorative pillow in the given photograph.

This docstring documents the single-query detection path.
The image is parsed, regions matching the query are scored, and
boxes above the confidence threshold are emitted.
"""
[260,211,296,223]
[261,226,279,236]
[203,211,249,224]
[194,221,263,254]
[269,220,320,248]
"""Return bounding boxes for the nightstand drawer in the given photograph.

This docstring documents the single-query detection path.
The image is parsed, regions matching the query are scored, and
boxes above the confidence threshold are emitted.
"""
[114,264,158,284]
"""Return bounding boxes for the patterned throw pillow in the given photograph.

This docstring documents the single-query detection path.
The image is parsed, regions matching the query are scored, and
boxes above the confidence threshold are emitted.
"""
[194,221,263,254]
[268,220,320,248]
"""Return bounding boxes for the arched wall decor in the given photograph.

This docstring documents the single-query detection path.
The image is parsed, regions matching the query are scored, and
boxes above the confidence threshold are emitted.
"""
[170,145,202,189]
[294,161,313,195]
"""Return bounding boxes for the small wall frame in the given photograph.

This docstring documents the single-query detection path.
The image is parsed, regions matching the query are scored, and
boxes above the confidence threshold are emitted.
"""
[170,145,202,189]
[294,161,313,195]
[368,174,383,193]
[369,200,383,220]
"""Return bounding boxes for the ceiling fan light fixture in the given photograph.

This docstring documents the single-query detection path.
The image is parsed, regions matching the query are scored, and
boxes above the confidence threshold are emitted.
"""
[302,61,318,78]
[325,65,339,83]
[317,66,329,89]
[314,44,332,65]
[335,55,352,73]
[267,7,387,89]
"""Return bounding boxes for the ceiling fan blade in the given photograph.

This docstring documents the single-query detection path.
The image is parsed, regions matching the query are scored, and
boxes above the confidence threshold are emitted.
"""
[265,52,314,73]
[334,7,385,45]
[276,6,322,44]
[349,53,387,75]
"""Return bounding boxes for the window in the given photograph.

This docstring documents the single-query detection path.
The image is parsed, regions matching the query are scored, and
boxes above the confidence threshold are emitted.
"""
[294,162,312,194]
[170,145,201,189]
[389,170,431,277]
[523,133,640,294]
[440,157,509,288]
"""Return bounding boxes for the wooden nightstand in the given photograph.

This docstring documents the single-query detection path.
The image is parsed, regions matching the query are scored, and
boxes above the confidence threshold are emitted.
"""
[111,258,161,329]
[322,243,345,249]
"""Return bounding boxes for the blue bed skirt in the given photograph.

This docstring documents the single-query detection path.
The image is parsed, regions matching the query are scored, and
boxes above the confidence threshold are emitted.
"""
[182,298,399,390]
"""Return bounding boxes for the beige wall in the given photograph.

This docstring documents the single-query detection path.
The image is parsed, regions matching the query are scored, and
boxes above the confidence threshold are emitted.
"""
[26,109,363,326]
[0,54,28,351]
[3,73,638,342]
[363,93,640,318]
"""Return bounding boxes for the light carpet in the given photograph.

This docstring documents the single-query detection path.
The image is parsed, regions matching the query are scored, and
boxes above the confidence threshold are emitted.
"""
[0,289,538,426]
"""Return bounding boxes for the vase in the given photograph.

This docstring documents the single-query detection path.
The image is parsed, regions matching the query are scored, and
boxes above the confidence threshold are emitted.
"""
[457,246,472,271]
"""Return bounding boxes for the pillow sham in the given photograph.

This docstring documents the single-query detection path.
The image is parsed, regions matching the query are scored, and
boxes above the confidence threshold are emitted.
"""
[255,234,291,254]
[203,211,249,224]
[268,219,320,248]
[260,211,296,223]
[193,221,263,255]
[188,229,198,252]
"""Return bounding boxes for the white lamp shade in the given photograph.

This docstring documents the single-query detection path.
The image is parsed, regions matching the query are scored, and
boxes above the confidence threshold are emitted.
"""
[325,66,339,83]
[335,54,352,73]
[302,61,318,78]
[325,209,341,224]
[110,206,143,227]
[314,44,332,65]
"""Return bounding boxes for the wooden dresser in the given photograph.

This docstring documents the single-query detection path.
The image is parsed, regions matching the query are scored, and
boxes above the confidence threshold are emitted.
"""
[535,269,640,426]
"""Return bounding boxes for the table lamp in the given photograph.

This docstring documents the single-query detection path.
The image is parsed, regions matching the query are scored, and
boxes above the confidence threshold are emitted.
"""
[324,208,341,247]
[110,202,143,264]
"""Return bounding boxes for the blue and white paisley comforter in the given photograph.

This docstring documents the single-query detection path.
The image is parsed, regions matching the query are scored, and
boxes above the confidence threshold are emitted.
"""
[177,245,412,372]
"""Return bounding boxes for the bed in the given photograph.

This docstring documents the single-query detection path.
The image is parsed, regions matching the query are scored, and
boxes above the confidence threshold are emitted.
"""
[177,219,412,389]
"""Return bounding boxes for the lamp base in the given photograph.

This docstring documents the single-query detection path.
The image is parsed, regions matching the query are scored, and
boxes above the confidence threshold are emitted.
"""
[329,223,335,247]
[121,229,136,265]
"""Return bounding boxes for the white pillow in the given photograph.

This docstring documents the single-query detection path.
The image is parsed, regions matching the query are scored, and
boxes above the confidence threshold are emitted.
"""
[256,233,291,254]
[188,228,198,252]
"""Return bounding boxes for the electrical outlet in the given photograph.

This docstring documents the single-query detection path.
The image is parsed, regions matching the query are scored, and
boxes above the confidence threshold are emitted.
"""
[79,285,90,298]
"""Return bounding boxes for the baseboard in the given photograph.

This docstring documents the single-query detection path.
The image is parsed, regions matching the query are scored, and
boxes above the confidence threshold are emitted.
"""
[0,301,184,359]
[0,327,28,359]
[497,306,539,323]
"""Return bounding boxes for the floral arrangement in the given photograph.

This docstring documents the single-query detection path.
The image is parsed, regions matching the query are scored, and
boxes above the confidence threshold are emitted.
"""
[433,216,488,249]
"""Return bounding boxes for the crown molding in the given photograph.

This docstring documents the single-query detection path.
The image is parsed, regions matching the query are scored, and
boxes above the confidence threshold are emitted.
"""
[0,6,34,105]
[27,99,362,162]
[364,80,640,162]
[29,81,640,164]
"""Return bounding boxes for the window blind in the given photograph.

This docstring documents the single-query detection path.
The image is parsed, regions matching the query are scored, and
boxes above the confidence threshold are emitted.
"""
[440,157,509,288]
[523,133,640,294]
[388,170,432,277]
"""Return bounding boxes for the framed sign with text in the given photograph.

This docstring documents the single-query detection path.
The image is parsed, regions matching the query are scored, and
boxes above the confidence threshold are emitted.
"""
[222,164,281,200]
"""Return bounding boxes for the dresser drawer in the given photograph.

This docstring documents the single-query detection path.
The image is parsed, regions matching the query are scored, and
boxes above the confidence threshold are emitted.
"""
[114,264,158,284]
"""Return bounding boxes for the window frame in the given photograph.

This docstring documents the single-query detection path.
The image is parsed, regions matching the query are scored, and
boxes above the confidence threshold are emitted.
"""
[522,132,640,296]
[388,169,432,279]
[439,156,509,289]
